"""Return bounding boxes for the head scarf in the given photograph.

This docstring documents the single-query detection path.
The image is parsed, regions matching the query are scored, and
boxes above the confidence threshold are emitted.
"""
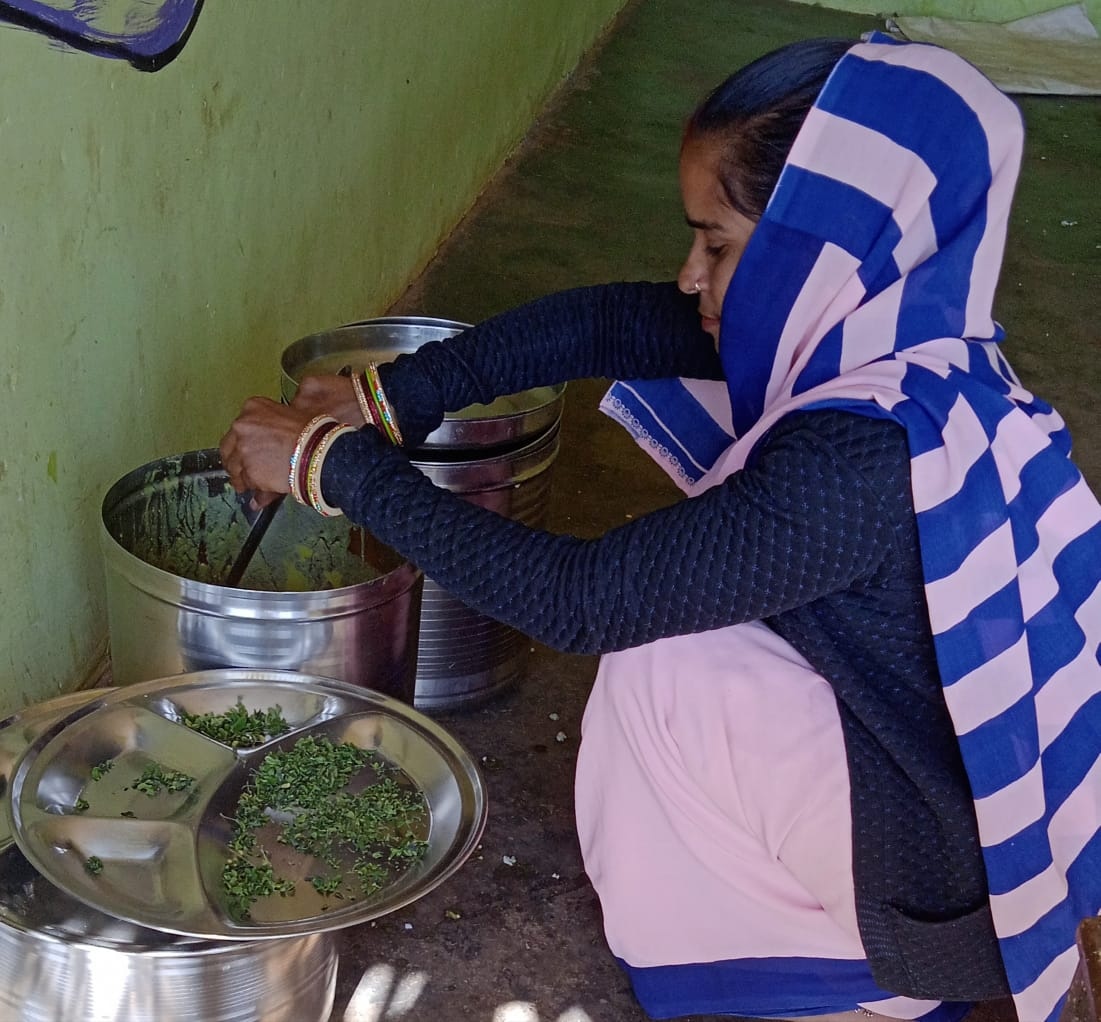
[602,35,1101,1022]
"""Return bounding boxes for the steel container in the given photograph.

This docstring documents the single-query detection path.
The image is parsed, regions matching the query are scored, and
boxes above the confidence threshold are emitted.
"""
[409,422,560,710]
[0,691,337,1022]
[281,318,563,711]
[0,882,337,1022]
[100,450,422,702]
[279,316,564,450]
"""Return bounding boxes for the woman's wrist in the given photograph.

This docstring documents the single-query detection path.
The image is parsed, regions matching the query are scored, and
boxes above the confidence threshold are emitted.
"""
[289,415,339,503]
[317,425,397,520]
[353,363,404,446]
[305,424,357,516]
[288,416,357,516]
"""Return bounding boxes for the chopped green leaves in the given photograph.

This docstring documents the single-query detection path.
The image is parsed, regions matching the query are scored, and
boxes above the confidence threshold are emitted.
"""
[182,700,291,748]
[130,763,195,796]
[309,873,343,897]
[222,855,294,920]
[75,758,115,814]
[223,735,428,919]
[90,759,114,782]
[67,703,428,923]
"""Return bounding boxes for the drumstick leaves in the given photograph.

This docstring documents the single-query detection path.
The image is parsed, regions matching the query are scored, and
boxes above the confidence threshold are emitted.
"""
[130,763,196,796]
[181,700,291,748]
[223,734,428,920]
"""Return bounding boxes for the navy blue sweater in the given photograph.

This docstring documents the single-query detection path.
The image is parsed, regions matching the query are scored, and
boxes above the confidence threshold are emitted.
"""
[322,282,1008,1000]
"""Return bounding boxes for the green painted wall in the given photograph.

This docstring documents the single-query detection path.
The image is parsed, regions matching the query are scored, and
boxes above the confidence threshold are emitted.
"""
[0,1,625,714]
[790,0,1101,29]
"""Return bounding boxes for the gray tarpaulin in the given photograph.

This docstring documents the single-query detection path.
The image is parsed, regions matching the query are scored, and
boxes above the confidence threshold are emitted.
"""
[887,3,1101,95]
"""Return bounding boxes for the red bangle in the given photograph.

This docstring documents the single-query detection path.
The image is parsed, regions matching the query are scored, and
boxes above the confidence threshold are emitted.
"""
[306,424,356,516]
[294,424,333,505]
[288,415,338,504]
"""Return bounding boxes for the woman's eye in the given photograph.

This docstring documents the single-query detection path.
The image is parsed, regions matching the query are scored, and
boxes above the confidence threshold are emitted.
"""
[705,244,726,258]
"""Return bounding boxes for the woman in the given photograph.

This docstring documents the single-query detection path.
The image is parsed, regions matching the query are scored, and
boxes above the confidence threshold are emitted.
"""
[220,35,1101,1022]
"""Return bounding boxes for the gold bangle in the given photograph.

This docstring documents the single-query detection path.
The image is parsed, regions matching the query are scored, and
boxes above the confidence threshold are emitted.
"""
[364,362,404,446]
[306,424,356,517]
[289,415,338,504]
[350,371,376,428]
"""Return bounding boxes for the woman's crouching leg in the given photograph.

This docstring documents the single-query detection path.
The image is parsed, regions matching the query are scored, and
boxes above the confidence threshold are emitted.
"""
[573,623,946,1022]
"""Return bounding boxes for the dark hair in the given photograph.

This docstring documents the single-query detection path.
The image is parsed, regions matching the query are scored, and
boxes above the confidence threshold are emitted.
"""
[686,38,854,219]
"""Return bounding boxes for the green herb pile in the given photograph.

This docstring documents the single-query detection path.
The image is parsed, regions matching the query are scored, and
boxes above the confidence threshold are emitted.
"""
[223,734,428,920]
[181,700,291,748]
[83,855,104,875]
[130,762,196,796]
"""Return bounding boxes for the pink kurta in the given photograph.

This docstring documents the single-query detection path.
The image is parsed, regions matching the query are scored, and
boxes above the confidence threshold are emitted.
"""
[576,622,944,1019]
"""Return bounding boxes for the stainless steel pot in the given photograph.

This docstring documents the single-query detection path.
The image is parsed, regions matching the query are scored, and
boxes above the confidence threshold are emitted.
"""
[0,692,337,1022]
[410,422,560,710]
[280,316,564,450]
[0,879,337,1022]
[101,450,422,702]
[281,318,563,710]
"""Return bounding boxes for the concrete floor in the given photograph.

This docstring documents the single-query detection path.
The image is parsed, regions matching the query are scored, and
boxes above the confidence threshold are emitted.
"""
[329,1,1101,1019]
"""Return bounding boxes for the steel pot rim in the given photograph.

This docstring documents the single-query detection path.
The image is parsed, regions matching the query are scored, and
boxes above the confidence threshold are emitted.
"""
[0,906,320,957]
[100,448,422,601]
[280,316,565,450]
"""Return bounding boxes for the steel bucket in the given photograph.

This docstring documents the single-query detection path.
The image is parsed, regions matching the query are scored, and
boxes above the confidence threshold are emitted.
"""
[0,874,337,1022]
[281,318,563,710]
[100,450,422,701]
[409,422,560,710]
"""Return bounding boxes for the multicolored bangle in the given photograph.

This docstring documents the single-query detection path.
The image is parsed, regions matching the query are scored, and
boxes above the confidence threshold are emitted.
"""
[364,361,404,447]
[293,422,335,506]
[305,424,357,517]
[289,415,338,504]
[350,370,377,428]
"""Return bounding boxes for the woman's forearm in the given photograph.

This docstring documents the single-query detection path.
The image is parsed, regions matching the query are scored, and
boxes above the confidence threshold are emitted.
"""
[321,418,891,654]
[378,281,721,446]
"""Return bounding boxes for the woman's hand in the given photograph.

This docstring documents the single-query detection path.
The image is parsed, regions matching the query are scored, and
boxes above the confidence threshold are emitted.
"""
[291,373,364,425]
[219,397,314,505]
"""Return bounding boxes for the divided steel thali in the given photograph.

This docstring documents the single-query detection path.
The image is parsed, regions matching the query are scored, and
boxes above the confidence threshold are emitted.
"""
[6,671,487,941]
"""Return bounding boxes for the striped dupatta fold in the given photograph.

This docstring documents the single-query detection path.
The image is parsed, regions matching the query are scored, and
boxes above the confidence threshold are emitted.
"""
[600,35,1101,1021]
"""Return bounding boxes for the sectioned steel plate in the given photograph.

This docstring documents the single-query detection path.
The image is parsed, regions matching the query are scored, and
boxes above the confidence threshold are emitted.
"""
[0,689,219,949]
[8,671,487,940]
[0,691,106,852]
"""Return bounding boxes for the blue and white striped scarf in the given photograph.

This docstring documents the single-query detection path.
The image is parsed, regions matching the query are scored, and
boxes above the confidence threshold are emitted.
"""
[602,36,1101,1022]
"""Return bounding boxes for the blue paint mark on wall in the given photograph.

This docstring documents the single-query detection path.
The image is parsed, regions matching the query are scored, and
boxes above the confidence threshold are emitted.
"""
[0,0,203,71]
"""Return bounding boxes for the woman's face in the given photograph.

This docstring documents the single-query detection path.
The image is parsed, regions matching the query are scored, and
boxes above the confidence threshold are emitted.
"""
[677,136,757,346]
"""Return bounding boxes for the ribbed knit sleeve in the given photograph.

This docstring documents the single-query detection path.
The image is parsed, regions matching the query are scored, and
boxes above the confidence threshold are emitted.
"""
[376,281,722,447]
[321,409,912,655]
